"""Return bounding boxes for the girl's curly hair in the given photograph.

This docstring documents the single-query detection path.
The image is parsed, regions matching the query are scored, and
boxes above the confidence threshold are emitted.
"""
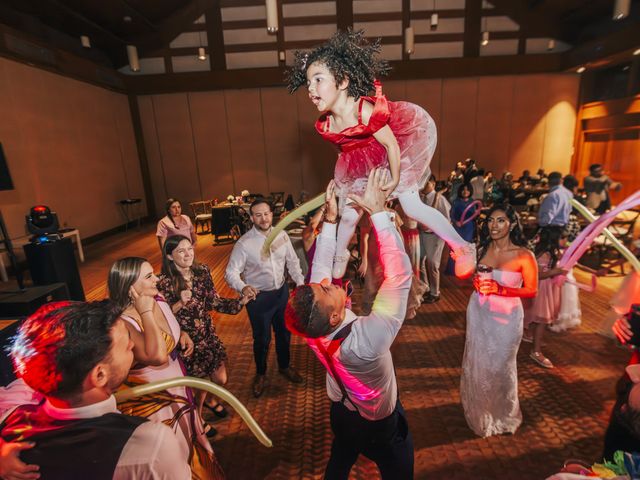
[286,29,391,98]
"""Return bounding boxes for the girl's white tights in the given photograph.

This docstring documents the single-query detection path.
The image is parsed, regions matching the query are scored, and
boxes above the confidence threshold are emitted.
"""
[332,190,468,278]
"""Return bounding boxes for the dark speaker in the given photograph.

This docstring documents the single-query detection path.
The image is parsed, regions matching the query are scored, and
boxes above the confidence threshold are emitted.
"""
[24,238,85,301]
[0,283,70,318]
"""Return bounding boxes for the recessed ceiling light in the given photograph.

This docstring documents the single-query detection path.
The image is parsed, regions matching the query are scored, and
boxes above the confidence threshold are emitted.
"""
[634,48,640,56]
[123,15,132,23]
[577,66,586,73]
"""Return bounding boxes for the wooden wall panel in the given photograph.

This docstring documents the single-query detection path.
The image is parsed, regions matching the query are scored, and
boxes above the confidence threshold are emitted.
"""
[609,131,640,203]
[295,89,336,198]
[0,57,143,245]
[440,78,478,174]
[542,75,579,174]
[187,91,235,203]
[137,74,578,219]
[151,94,201,205]
[405,79,443,180]
[260,88,304,199]
[223,89,270,196]
[137,96,169,218]
[509,75,550,177]
[475,76,514,177]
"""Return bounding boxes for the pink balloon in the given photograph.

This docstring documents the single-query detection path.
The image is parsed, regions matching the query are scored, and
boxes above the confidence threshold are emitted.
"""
[460,200,482,226]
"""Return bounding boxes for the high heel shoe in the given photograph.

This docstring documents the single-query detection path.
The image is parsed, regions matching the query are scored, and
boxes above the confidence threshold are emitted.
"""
[204,402,228,419]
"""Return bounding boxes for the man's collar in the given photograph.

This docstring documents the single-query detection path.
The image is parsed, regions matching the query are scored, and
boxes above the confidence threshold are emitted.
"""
[42,395,119,420]
[252,225,272,237]
[326,309,357,340]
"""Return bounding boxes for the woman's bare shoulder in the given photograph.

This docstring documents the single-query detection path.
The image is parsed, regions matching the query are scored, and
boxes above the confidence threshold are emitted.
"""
[514,246,535,262]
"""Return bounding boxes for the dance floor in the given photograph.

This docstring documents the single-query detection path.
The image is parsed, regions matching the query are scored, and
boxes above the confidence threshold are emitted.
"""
[76,225,630,479]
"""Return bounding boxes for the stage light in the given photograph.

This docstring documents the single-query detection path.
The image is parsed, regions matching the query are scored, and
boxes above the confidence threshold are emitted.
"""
[126,45,140,72]
[613,0,630,20]
[405,26,415,54]
[198,47,206,61]
[481,31,489,46]
[266,0,278,33]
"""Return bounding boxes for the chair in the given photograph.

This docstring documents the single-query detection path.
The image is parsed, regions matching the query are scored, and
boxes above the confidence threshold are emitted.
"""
[211,206,235,244]
[270,192,285,216]
[190,201,212,234]
[579,209,640,276]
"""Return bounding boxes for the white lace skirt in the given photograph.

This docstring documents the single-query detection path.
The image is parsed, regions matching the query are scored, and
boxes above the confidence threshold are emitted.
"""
[461,292,523,437]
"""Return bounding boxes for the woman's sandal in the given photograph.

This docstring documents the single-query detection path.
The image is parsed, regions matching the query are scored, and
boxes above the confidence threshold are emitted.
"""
[204,402,229,419]
[530,351,554,369]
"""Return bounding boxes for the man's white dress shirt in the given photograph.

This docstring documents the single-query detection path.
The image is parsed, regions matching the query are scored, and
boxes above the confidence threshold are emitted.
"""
[225,225,305,293]
[308,212,412,421]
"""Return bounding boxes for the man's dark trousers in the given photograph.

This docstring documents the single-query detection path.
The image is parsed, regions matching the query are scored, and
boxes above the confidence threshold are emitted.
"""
[245,283,290,374]
[325,399,414,479]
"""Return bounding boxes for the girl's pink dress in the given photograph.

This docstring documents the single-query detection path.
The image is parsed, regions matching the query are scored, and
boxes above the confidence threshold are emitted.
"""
[524,252,562,326]
[315,81,436,201]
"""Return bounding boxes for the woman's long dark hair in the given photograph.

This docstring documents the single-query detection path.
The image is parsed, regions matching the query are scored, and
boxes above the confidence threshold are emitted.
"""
[477,203,527,260]
[534,226,563,268]
[161,235,199,295]
[165,198,180,228]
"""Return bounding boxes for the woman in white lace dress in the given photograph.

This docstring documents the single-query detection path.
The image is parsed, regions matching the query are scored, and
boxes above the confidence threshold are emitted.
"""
[461,204,538,437]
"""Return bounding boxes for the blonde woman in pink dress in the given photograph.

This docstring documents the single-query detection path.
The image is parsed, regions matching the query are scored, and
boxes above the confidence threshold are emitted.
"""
[108,257,224,479]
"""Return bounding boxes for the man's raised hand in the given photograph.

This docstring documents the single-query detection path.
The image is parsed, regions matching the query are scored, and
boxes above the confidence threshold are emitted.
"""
[347,168,389,216]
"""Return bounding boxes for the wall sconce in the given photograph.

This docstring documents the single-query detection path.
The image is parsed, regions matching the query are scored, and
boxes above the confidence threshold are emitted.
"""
[481,30,489,46]
[547,39,555,51]
[577,66,586,73]
[405,26,415,55]
[80,35,91,48]
[278,51,286,62]
[613,0,630,20]
[266,0,278,34]
[126,45,140,72]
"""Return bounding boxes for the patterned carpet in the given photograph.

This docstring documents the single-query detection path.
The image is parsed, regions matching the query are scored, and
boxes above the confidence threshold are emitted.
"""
[77,226,630,480]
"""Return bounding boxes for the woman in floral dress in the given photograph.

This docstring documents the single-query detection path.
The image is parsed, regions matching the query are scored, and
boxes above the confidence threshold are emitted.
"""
[158,235,248,422]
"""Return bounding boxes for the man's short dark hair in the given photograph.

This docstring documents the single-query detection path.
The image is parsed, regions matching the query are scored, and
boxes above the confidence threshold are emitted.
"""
[563,175,579,190]
[548,171,562,186]
[285,285,332,338]
[590,163,602,173]
[249,198,273,215]
[11,300,121,399]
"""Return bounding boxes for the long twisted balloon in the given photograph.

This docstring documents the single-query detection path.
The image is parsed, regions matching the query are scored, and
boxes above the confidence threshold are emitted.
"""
[558,191,640,272]
[568,198,640,273]
[114,376,272,447]
[262,193,326,255]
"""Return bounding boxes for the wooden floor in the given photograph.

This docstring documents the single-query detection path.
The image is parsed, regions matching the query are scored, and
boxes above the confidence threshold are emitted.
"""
[16,225,635,479]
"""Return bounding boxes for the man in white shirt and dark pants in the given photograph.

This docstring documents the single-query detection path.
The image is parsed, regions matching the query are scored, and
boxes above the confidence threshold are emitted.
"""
[286,169,414,480]
[419,175,451,304]
[225,199,305,398]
